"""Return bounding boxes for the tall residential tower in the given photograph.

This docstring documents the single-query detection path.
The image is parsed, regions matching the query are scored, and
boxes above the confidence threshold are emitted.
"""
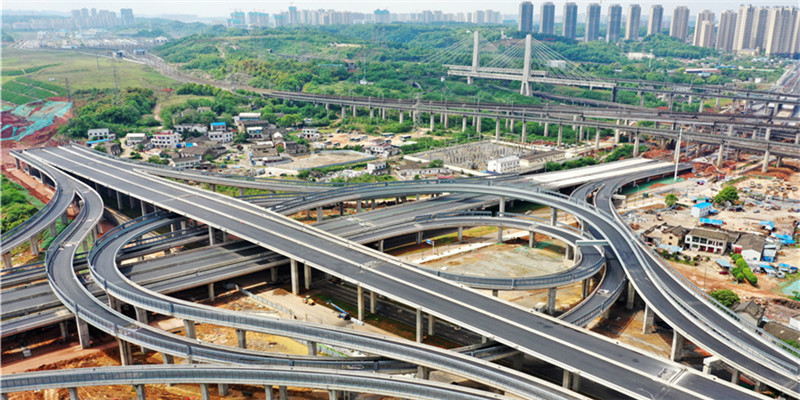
[585,3,601,42]
[670,6,690,42]
[607,4,622,43]
[626,4,641,40]
[540,2,555,34]
[519,1,534,33]
[563,2,578,39]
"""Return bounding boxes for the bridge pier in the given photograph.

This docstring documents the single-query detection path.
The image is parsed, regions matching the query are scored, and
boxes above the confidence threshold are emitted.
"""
[730,370,740,384]
[370,290,377,313]
[218,384,229,397]
[398,111,404,123]
[776,156,782,168]
[68,388,80,400]
[417,365,431,380]
[201,383,211,400]
[77,317,91,348]
[642,304,654,334]
[351,105,356,116]
[543,122,549,137]
[271,266,278,282]
[341,106,346,119]
[290,259,300,295]
[550,208,558,225]
[522,121,528,144]
[430,114,435,131]
[378,239,384,252]
[140,199,147,216]
[668,94,674,111]
[117,338,134,366]
[594,128,600,150]
[626,281,636,310]
[59,320,69,341]
[184,319,196,339]
[557,125,563,147]
[563,370,581,391]
[457,226,463,241]
[304,262,312,290]
[428,314,436,335]
[357,284,364,321]
[633,131,640,157]
[135,384,146,400]
[670,331,685,361]
[307,341,317,355]
[369,107,374,118]
[317,206,322,222]
[2,251,12,268]
[761,128,772,173]
[547,287,557,315]
[578,121,584,142]
[462,116,467,132]
[528,232,535,247]
[497,226,504,242]
[702,356,721,374]
[581,279,591,298]
[476,117,482,133]
[716,143,725,167]
[236,328,247,348]
[29,235,39,257]
[208,226,216,246]
[416,307,424,342]
[443,113,449,129]
[265,386,275,400]
[674,134,682,164]
[698,97,705,113]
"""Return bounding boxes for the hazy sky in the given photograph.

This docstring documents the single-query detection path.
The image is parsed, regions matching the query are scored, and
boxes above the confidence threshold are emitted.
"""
[3,0,797,18]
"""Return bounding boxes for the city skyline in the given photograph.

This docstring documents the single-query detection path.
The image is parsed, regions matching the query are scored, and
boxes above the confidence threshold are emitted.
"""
[4,1,796,20]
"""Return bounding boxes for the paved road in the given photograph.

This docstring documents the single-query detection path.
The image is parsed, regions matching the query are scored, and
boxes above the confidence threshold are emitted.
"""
[26,144,760,400]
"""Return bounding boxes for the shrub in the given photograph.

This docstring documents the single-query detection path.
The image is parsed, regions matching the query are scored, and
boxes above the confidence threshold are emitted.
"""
[709,289,740,308]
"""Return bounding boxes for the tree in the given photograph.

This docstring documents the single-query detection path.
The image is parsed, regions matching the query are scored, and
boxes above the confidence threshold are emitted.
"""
[709,289,739,308]
[130,152,143,160]
[428,159,444,168]
[713,186,739,204]
[664,193,678,207]
[93,144,107,153]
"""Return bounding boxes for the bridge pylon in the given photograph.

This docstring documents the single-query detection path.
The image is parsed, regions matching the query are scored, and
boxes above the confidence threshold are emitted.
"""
[520,34,532,96]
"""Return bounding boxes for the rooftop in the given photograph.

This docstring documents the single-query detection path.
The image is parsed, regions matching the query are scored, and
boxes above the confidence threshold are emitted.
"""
[688,228,729,242]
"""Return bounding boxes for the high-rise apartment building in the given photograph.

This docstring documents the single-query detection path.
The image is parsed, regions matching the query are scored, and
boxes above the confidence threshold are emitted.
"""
[765,7,800,56]
[733,4,756,51]
[519,2,534,33]
[585,3,601,42]
[626,4,641,40]
[752,7,770,51]
[563,3,578,39]
[648,5,663,36]
[540,2,555,35]
[670,6,690,42]
[693,10,715,47]
[120,8,134,26]
[716,10,737,52]
[607,4,622,43]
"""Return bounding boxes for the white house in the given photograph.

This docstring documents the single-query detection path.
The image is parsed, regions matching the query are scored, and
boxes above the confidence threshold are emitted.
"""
[691,202,714,218]
[174,124,208,135]
[366,161,388,175]
[169,155,200,168]
[733,234,765,262]
[88,128,116,141]
[238,112,261,121]
[208,130,233,143]
[151,131,181,148]
[685,228,728,254]
[247,126,264,139]
[125,133,147,145]
[298,127,320,140]
[487,156,520,173]
[210,122,227,132]
[365,143,400,158]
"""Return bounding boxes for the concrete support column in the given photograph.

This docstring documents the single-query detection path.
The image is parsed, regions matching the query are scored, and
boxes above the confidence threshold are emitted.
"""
[416,308,423,342]
[670,331,685,362]
[338,202,344,216]
[49,222,58,237]
[730,370,740,384]
[207,283,215,301]
[522,121,528,144]
[135,384,146,400]
[642,305,654,334]
[161,352,174,364]
[60,321,69,341]
[626,281,635,310]
[443,114,449,129]
[68,388,80,400]
[304,263,312,290]
[462,116,467,133]
[476,117,482,133]
[614,128,620,144]
[201,384,211,400]
[140,200,147,216]
[495,119,501,139]
[562,370,581,391]
[265,386,275,400]
[581,279,591,298]
[118,339,133,366]
[236,328,247,348]
[776,156,782,168]
[565,245,574,261]
[370,291,377,313]
[290,259,300,295]
[457,226,463,242]
[416,231,423,245]
[762,128,772,173]
[279,386,288,400]
[399,111,404,123]
[351,105,356,115]
[239,187,245,196]
[270,266,278,282]
[557,125,563,147]
[497,226,503,243]
[208,226,216,246]
[29,236,40,257]
[307,341,317,355]
[427,314,435,335]
[218,384,229,397]
[430,114,435,131]
[317,206,323,223]
[698,98,705,113]
[544,122,549,137]
[369,108,374,118]
[716,143,725,167]
[341,106,346,119]
[578,123,584,142]
[184,319,196,339]
[328,390,338,400]
[674,135,682,164]
[378,239,384,252]
[702,356,721,374]
[547,287,557,315]
[1,252,11,269]
[209,184,216,192]
[357,284,364,321]
[356,200,362,213]
[529,232,535,248]
[77,317,91,349]
[550,208,558,226]
[116,190,123,210]
[633,132,640,157]
[595,128,600,150]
